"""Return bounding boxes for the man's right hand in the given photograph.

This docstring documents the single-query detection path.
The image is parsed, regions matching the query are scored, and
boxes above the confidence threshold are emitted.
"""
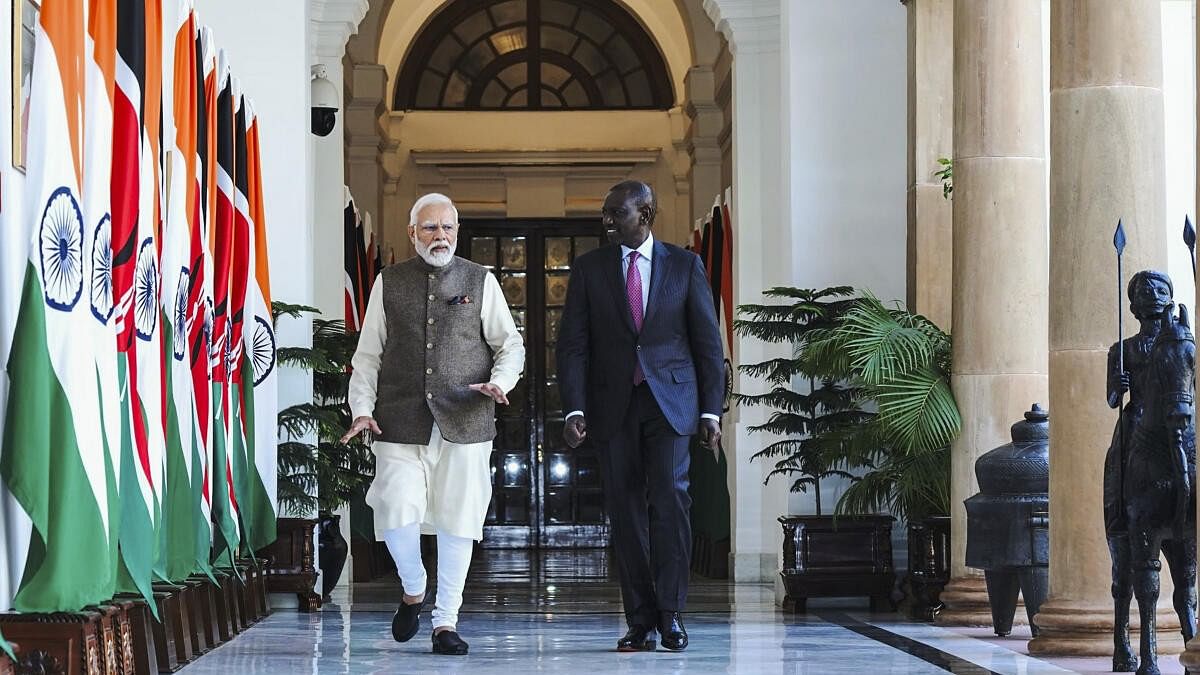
[564,415,587,448]
[340,416,382,444]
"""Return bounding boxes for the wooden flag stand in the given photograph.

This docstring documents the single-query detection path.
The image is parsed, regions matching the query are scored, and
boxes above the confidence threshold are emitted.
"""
[0,609,109,675]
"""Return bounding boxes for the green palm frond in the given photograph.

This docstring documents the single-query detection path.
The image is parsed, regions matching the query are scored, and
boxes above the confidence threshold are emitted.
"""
[874,368,960,451]
[796,328,853,379]
[892,444,951,519]
[838,294,937,385]
[835,466,900,516]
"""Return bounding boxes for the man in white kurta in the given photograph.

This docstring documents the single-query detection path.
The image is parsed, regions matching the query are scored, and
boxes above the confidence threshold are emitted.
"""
[344,193,523,656]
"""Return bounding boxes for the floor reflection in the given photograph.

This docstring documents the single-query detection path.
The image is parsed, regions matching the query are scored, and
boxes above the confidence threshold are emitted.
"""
[181,548,1083,674]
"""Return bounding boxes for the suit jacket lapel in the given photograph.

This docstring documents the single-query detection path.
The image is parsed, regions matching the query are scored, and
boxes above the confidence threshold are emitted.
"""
[642,239,671,329]
[606,243,636,334]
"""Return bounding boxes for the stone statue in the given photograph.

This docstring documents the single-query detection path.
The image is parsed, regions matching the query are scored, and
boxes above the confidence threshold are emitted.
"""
[1105,270,1197,674]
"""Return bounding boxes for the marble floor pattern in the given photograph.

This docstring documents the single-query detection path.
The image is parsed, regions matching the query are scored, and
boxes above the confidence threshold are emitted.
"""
[182,550,1162,674]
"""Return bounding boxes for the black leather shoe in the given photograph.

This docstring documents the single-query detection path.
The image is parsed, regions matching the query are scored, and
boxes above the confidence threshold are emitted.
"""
[659,612,688,651]
[431,630,469,655]
[616,624,657,652]
[391,599,423,642]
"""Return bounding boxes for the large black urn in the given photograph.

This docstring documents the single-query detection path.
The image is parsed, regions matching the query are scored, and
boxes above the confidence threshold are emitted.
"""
[964,404,1050,637]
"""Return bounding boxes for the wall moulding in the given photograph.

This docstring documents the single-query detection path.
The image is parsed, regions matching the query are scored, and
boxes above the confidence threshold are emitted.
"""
[408,149,662,168]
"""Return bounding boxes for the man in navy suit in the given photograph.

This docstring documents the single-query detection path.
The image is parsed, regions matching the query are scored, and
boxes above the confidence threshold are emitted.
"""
[557,180,724,652]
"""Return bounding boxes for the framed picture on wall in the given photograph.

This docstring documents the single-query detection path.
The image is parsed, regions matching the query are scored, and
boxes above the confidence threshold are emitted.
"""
[11,0,40,172]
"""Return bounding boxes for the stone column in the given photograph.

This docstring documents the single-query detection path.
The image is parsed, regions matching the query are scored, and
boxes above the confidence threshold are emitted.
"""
[344,63,387,250]
[903,0,953,331]
[935,0,1048,628]
[703,0,789,588]
[685,65,723,229]
[1029,0,1178,656]
[309,0,369,598]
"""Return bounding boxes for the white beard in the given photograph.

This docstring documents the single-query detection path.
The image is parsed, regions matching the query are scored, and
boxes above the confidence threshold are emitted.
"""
[413,236,456,267]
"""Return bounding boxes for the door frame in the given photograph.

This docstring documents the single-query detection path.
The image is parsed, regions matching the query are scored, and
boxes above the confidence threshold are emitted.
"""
[460,218,612,549]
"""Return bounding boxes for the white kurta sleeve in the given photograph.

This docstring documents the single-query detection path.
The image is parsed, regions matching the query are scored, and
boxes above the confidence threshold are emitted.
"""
[348,275,386,419]
[480,272,525,394]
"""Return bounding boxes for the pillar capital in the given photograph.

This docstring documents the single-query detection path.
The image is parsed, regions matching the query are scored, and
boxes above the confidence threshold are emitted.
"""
[701,0,780,55]
[309,0,370,61]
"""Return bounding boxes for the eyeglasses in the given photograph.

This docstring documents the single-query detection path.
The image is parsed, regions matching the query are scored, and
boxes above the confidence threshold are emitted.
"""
[416,223,458,235]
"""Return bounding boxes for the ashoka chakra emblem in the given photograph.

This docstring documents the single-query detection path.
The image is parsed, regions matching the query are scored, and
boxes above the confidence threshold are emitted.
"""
[173,268,189,361]
[251,315,276,386]
[134,237,158,341]
[39,186,85,312]
[90,215,113,323]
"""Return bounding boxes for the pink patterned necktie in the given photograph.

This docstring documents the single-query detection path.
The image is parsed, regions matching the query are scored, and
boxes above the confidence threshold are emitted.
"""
[627,251,645,385]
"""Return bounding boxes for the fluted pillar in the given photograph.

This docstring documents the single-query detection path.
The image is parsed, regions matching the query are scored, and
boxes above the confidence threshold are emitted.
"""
[1029,0,1178,656]
[903,0,953,331]
[935,0,1048,628]
[703,0,788,586]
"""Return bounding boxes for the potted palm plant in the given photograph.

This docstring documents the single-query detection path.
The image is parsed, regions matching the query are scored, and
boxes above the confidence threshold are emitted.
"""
[263,303,374,607]
[735,287,895,612]
[737,288,960,615]
[804,293,958,619]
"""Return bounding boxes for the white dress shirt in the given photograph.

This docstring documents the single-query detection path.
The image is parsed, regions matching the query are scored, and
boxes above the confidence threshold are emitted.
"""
[566,233,718,423]
[349,269,525,421]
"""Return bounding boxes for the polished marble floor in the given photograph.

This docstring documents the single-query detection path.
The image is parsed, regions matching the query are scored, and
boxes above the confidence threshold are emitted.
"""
[181,549,1163,674]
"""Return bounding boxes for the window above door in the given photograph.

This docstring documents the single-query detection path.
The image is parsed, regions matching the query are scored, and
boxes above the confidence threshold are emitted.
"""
[393,0,674,111]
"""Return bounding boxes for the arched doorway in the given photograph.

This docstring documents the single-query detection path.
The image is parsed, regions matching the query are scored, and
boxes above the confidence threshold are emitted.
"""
[343,0,732,562]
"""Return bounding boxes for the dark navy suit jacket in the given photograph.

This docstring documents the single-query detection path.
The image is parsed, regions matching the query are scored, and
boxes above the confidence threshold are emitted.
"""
[556,238,724,442]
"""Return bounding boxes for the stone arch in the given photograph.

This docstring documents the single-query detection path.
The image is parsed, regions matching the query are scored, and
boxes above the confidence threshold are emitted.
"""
[391,0,676,111]
[342,0,726,257]
[374,0,699,105]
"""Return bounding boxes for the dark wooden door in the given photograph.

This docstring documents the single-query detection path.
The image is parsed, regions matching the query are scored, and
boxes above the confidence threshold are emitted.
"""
[459,220,610,549]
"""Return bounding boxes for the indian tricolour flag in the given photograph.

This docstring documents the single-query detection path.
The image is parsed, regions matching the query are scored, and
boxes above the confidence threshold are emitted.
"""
[83,0,121,595]
[0,0,115,611]
[137,0,167,582]
[240,98,277,553]
[158,0,200,581]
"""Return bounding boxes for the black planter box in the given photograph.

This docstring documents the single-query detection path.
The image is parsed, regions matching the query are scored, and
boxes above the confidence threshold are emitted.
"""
[779,514,895,612]
[256,517,321,612]
[904,515,951,621]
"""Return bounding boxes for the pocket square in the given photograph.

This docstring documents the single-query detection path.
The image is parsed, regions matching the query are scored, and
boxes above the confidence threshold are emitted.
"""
[448,295,473,305]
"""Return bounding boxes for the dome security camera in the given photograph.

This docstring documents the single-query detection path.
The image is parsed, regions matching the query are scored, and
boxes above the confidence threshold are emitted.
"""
[311,64,338,137]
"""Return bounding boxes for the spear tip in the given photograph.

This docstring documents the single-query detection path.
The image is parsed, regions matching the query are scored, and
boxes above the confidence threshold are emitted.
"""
[1114,219,1127,255]
[1185,215,1196,250]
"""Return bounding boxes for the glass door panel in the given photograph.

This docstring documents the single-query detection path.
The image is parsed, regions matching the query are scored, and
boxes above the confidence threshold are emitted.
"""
[461,220,609,549]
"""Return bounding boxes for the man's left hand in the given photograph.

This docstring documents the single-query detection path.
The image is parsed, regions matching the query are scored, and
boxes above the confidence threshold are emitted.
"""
[700,418,721,458]
[469,382,510,405]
